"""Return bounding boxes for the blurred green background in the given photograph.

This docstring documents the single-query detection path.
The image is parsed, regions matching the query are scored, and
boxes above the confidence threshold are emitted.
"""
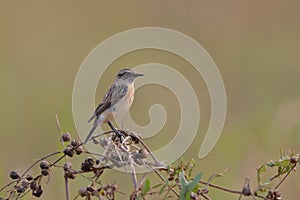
[1,0,300,199]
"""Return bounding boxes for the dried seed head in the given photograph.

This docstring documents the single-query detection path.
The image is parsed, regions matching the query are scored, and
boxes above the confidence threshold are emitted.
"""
[25,175,33,181]
[75,146,83,155]
[63,145,75,157]
[290,157,298,164]
[32,185,43,197]
[99,138,109,147]
[9,171,20,180]
[40,160,50,169]
[71,139,80,147]
[137,149,148,159]
[64,162,72,171]
[21,179,29,189]
[168,168,175,176]
[78,188,87,197]
[81,157,95,171]
[65,172,76,179]
[16,186,25,193]
[86,186,95,192]
[41,169,49,176]
[30,181,38,190]
[62,132,71,142]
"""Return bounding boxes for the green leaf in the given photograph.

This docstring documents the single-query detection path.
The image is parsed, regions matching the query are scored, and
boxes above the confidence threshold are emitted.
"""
[179,171,188,187]
[179,172,189,200]
[142,179,151,195]
[179,172,202,200]
[187,172,202,192]
[152,183,163,189]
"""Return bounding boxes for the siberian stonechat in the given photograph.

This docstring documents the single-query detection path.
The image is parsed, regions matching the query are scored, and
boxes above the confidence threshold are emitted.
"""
[84,68,143,144]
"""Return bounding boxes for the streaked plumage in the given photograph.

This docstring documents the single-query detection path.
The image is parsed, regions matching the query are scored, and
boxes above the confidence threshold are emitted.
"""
[84,68,143,144]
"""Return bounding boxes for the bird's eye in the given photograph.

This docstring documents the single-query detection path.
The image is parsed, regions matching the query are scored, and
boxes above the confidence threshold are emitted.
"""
[117,72,126,77]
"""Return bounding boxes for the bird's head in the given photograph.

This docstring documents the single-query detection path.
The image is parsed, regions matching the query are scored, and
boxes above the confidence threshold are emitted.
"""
[115,68,144,82]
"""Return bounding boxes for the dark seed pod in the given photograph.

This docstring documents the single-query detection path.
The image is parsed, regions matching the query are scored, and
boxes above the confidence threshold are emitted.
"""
[290,157,298,164]
[81,157,95,171]
[86,186,95,192]
[63,162,72,171]
[71,139,80,147]
[78,188,87,197]
[9,170,20,180]
[63,145,74,157]
[41,169,49,176]
[32,185,43,197]
[75,146,83,155]
[85,157,95,166]
[30,181,38,190]
[21,179,29,189]
[62,132,71,142]
[16,186,25,193]
[25,175,33,181]
[65,172,76,179]
[40,160,50,169]
[81,162,90,171]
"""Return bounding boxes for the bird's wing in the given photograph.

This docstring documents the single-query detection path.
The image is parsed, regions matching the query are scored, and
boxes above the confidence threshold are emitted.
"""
[88,83,128,122]
[110,84,128,105]
[87,102,111,123]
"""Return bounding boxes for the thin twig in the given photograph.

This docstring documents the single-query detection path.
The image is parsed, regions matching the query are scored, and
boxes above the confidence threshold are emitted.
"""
[130,160,138,191]
[0,180,17,193]
[90,130,115,141]
[55,113,70,200]
[129,132,160,164]
[154,169,179,198]
[274,163,297,190]
[199,180,242,195]
[21,151,62,177]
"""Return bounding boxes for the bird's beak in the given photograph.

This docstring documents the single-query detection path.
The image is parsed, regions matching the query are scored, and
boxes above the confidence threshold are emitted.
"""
[134,73,144,77]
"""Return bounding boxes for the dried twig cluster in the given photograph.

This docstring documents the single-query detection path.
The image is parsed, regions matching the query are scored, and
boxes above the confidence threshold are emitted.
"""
[0,115,299,200]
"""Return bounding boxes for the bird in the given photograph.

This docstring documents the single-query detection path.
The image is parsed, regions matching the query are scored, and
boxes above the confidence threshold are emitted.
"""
[83,68,144,144]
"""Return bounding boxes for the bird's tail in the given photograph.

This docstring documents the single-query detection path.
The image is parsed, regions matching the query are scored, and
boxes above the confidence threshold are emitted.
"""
[88,114,96,123]
[83,126,97,144]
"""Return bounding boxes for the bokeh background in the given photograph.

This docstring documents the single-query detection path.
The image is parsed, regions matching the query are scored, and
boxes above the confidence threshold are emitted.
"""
[1,1,300,199]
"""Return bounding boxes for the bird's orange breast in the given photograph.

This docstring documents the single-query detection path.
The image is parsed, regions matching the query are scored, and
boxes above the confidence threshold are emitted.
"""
[101,83,135,123]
